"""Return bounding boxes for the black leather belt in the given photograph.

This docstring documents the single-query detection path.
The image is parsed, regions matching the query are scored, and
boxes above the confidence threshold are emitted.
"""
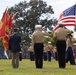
[57,39,65,41]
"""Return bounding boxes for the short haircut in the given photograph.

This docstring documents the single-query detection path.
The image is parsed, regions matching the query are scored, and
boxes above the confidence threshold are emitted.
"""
[59,24,64,27]
[14,28,18,32]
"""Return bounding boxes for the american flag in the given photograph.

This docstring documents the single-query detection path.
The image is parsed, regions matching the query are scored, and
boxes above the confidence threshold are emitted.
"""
[54,4,76,30]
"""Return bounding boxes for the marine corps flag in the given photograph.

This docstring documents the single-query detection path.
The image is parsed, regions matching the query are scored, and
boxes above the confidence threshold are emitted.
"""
[0,9,9,58]
[0,9,8,37]
[2,14,13,51]
[2,10,10,50]
[0,20,5,37]
[8,14,13,29]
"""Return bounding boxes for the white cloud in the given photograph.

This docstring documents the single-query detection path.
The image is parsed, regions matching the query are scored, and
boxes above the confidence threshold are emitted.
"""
[44,0,76,18]
[0,0,76,19]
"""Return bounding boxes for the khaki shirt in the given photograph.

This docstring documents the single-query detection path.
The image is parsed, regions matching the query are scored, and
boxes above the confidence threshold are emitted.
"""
[46,44,53,52]
[44,46,47,52]
[28,46,34,52]
[53,27,71,40]
[66,37,74,47]
[32,31,50,44]
[53,47,57,52]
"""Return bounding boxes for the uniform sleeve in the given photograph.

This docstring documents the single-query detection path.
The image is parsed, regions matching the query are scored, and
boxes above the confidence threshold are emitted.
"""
[65,29,71,33]
[53,31,57,38]
[66,39,70,44]
[28,47,31,51]
[71,38,74,44]
[66,38,74,46]
[42,32,50,36]
[31,33,35,47]
[51,45,54,50]
[53,31,57,41]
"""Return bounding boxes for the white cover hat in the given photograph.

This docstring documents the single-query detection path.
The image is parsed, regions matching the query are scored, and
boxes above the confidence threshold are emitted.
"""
[35,24,42,28]
[48,41,51,44]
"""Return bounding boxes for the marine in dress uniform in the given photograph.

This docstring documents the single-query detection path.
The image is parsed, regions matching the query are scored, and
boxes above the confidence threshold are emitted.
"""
[46,42,53,61]
[43,44,47,61]
[28,43,34,61]
[31,25,50,68]
[53,22,73,68]
[54,47,58,61]
[66,33,75,65]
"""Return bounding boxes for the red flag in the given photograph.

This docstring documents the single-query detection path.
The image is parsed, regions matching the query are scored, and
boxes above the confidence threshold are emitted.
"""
[2,35,9,50]
[0,20,6,37]
[2,9,9,50]
[0,9,8,37]
[8,14,13,29]
[2,11,13,50]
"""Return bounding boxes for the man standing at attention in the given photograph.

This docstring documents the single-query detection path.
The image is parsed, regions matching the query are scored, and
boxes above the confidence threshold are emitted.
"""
[28,43,34,61]
[31,24,50,69]
[9,28,21,68]
[53,22,73,68]
[47,41,53,61]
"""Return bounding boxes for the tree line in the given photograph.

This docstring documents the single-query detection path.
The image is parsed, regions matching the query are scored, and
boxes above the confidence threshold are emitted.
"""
[0,0,58,49]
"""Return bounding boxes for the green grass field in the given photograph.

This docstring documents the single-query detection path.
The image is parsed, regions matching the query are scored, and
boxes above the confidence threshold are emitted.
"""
[0,59,76,75]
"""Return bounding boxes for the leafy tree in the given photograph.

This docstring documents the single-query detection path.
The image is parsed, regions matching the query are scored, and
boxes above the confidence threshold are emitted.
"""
[43,31,55,46]
[9,0,57,46]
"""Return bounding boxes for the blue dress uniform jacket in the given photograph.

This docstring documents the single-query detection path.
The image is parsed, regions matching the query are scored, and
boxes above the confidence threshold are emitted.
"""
[9,33,21,53]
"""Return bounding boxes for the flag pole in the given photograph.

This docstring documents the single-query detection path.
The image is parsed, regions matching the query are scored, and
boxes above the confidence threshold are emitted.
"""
[74,3,76,31]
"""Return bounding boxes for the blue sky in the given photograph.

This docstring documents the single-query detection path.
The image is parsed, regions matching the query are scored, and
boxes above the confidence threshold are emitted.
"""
[0,0,76,37]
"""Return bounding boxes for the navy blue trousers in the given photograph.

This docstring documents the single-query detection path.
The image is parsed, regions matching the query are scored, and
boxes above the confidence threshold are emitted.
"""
[29,52,34,61]
[66,46,75,65]
[43,52,47,61]
[47,51,51,61]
